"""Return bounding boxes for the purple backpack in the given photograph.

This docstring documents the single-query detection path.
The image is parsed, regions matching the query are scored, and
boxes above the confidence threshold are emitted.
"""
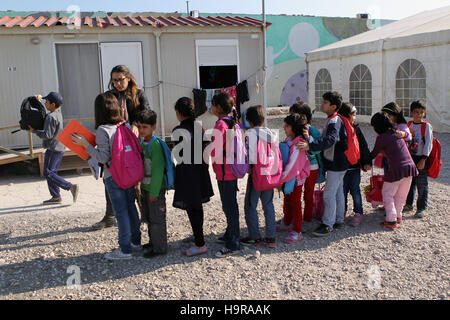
[221,117,249,179]
[108,122,144,189]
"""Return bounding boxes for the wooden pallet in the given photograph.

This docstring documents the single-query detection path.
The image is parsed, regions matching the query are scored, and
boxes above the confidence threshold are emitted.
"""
[0,148,89,177]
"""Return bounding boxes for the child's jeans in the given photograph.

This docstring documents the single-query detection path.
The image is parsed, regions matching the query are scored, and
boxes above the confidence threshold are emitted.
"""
[217,180,240,251]
[343,168,363,215]
[44,149,72,198]
[141,188,167,254]
[382,176,413,222]
[244,175,276,240]
[406,155,428,212]
[283,184,303,233]
[303,169,319,222]
[322,170,346,228]
[105,177,141,254]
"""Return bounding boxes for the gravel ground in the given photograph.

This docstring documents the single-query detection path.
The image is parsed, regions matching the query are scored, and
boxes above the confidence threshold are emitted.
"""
[0,116,448,300]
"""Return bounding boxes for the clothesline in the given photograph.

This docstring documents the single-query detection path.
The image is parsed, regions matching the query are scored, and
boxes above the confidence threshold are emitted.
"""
[142,67,264,91]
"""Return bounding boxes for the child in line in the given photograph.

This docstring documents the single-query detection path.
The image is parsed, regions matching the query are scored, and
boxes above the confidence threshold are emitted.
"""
[277,113,310,243]
[172,97,214,257]
[136,110,167,258]
[298,91,350,237]
[72,92,141,260]
[288,102,321,224]
[370,112,418,228]
[338,103,372,227]
[382,102,411,141]
[404,101,433,218]
[241,105,278,248]
[379,102,412,175]
[210,93,241,258]
[29,92,79,204]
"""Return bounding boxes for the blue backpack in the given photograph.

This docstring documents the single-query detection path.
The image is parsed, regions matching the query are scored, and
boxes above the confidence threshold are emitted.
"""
[279,142,296,195]
[147,136,176,190]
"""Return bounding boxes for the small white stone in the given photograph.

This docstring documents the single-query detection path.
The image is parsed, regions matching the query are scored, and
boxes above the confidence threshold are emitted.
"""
[254,250,261,259]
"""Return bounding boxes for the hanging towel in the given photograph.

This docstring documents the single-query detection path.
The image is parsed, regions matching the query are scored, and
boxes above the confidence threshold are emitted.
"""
[205,89,215,112]
[236,80,250,116]
[192,89,207,117]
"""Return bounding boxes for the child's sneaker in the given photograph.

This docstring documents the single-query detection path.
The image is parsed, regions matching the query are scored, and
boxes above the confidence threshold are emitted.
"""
[263,237,276,248]
[215,247,240,258]
[284,231,302,243]
[104,248,132,260]
[312,224,333,237]
[182,245,207,257]
[380,220,398,229]
[415,210,427,219]
[70,184,79,203]
[276,219,292,232]
[240,237,262,246]
[403,205,413,213]
[350,213,363,227]
[43,197,62,205]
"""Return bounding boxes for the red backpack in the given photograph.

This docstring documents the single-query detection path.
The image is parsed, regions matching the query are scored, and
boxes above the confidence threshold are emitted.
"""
[327,113,360,165]
[407,121,442,179]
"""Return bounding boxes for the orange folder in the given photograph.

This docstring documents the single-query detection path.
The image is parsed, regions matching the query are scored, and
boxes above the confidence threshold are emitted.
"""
[56,119,96,160]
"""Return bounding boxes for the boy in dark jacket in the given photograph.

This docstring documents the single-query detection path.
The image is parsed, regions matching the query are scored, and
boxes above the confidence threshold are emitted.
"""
[29,92,79,204]
[338,103,372,227]
[299,91,349,236]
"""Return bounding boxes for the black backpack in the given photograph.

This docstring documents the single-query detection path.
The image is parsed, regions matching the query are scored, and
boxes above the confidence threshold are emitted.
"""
[19,96,46,131]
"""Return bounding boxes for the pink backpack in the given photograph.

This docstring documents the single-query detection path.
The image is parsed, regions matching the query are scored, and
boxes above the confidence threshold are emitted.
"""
[108,122,144,189]
[251,137,283,191]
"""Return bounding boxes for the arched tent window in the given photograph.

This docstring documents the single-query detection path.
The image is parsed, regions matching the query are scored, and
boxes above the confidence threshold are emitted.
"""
[349,64,372,116]
[315,68,332,111]
[396,59,426,117]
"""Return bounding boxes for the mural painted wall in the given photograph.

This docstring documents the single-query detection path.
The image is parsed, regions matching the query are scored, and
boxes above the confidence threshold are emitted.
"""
[200,13,392,106]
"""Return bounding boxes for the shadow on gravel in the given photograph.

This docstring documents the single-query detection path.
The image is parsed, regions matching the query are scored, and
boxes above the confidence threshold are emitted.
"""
[0,207,398,297]
[0,204,72,216]
[0,226,93,246]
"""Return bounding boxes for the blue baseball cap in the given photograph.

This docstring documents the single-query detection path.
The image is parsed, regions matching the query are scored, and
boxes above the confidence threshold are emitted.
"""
[43,92,63,107]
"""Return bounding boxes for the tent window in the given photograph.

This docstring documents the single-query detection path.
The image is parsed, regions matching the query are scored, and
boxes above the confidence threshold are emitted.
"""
[395,59,426,117]
[349,64,372,116]
[315,69,332,111]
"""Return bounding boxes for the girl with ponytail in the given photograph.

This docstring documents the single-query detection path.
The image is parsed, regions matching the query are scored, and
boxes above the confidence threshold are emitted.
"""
[210,92,242,258]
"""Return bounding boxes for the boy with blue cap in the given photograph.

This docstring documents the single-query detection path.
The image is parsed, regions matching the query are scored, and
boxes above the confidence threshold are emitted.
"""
[29,92,79,204]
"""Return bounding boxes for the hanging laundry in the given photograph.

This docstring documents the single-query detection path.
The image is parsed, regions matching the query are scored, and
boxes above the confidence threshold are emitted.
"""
[236,80,250,116]
[221,85,237,101]
[192,89,207,117]
[205,89,215,112]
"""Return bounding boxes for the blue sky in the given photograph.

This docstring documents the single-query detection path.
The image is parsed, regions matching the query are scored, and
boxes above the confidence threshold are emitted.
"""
[1,0,450,20]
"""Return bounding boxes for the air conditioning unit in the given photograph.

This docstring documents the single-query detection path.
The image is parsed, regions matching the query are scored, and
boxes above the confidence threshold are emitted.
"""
[357,13,369,19]
[190,10,199,18]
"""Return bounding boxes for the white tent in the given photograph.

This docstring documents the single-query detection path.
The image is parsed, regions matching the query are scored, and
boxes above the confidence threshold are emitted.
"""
[306,6,450,133]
